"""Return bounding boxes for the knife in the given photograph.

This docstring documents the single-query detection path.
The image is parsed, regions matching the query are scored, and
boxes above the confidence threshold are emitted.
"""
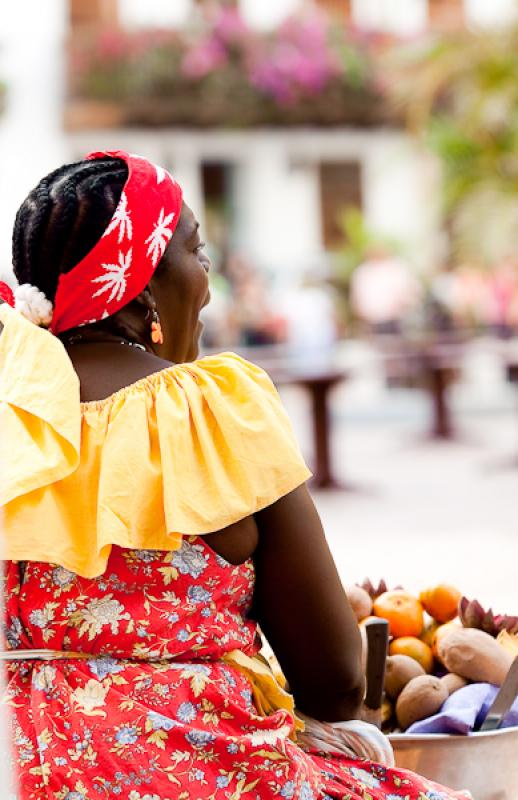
[478,655,518,732]
[363,619,390,729]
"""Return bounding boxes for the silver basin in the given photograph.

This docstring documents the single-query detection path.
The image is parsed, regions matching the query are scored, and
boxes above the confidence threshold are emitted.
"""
[389,727,518,800]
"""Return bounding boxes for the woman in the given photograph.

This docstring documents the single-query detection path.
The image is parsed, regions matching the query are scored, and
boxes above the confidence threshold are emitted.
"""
[0,151,469,799]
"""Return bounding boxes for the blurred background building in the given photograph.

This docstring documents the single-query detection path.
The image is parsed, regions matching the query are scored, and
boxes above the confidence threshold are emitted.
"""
[1,0,518,344]
[0,0,517,608]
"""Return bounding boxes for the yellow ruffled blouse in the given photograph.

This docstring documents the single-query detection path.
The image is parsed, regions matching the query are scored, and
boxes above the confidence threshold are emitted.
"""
[0,304,311,577]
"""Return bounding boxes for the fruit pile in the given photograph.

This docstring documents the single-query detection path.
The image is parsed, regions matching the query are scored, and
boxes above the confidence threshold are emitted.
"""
[347,580,518,732]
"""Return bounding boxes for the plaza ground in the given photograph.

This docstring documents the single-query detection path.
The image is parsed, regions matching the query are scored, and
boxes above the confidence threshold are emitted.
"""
[279,340,518,615]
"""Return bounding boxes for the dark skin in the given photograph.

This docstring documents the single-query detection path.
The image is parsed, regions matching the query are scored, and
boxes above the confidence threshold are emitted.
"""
[62,203,212,399]
[2,203,364,722]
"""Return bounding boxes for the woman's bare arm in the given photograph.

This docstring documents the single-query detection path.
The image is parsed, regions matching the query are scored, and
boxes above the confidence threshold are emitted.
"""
[252,484,365,722]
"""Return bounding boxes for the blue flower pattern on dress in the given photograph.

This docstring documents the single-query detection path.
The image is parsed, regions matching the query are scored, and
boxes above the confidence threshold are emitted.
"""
[2,538,471,800]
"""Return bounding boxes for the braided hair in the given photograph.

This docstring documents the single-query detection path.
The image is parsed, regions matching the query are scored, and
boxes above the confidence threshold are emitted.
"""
[12,157,128,304]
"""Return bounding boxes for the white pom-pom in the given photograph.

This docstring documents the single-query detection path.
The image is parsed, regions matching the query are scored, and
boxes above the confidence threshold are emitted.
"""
[14,283,54,327]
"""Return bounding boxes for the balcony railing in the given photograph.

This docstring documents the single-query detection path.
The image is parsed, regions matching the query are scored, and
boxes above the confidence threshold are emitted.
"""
[66,8,393,129]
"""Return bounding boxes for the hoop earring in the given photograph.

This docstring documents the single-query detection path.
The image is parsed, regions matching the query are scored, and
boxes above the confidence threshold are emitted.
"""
[151,307,164,345]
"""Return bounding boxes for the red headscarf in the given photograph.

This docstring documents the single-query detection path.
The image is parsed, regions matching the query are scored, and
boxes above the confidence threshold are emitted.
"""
[0,150,183,334]
[0,283,14,306]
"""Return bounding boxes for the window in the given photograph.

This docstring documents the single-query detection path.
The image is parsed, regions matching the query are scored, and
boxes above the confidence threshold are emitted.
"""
[319,161,362,250]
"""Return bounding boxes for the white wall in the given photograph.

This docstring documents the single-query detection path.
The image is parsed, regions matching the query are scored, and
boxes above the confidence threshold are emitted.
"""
[0,2,67,281]
[119,0,192,29]
[119,0,305,30]
[239,0,302,30]
[234,138,321,279]
[114,0,518,37]
[363,132,442,272]
[351,0,428,36]
[464,0,518,28]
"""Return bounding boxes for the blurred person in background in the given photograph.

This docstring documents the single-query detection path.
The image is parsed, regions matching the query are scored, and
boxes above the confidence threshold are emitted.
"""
[488,259,518,337]
[350,245,421,335]
[198,266,233,348]
[226,252,287,346]
[0,150,470,800]
[431,264,491,333]
[277,273,338,361]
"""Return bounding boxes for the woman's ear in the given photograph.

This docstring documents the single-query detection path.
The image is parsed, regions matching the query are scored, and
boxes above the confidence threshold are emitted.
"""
[133,288,154,320]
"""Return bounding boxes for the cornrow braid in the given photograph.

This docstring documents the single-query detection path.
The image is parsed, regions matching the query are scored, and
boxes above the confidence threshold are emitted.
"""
[12,157,128,303]
[12,163,71,278]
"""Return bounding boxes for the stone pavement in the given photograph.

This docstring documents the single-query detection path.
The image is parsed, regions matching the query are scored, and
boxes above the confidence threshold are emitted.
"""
[278,345,518,616]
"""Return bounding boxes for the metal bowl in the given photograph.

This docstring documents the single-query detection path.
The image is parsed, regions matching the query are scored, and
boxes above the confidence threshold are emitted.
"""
[389,727,518,800]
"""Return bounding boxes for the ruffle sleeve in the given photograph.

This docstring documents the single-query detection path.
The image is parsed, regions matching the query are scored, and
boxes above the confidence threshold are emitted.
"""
[151,352,312,533]
[0,304,80,506]
[1,305,310,576]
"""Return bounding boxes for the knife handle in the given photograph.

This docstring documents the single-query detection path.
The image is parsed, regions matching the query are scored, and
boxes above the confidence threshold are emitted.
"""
[364,619,390,724]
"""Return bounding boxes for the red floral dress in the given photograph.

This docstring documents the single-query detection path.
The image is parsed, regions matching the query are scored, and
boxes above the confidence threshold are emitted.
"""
[2,538,470,800]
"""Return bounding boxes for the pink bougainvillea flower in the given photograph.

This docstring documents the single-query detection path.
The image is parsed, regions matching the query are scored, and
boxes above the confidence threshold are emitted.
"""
[212,7,249,46]
[181,37,228,79]
[248,11,339,105]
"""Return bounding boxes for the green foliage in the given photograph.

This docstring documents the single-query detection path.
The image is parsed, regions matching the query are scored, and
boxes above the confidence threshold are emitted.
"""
[328,207,403,328]
[333,208,374,283]
[333,207,400,285]
[333,37,371,90]
[391,25,518,267]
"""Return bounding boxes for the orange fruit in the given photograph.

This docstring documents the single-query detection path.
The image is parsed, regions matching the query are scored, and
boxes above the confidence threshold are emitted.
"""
[372,591,424,638]
[419,584,462,623]
[389,636,434,673]
[432,621,460,661]
[421,620,440,648]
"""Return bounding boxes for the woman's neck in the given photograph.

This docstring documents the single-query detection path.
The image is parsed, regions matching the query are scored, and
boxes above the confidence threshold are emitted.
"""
[65,341,173,404]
